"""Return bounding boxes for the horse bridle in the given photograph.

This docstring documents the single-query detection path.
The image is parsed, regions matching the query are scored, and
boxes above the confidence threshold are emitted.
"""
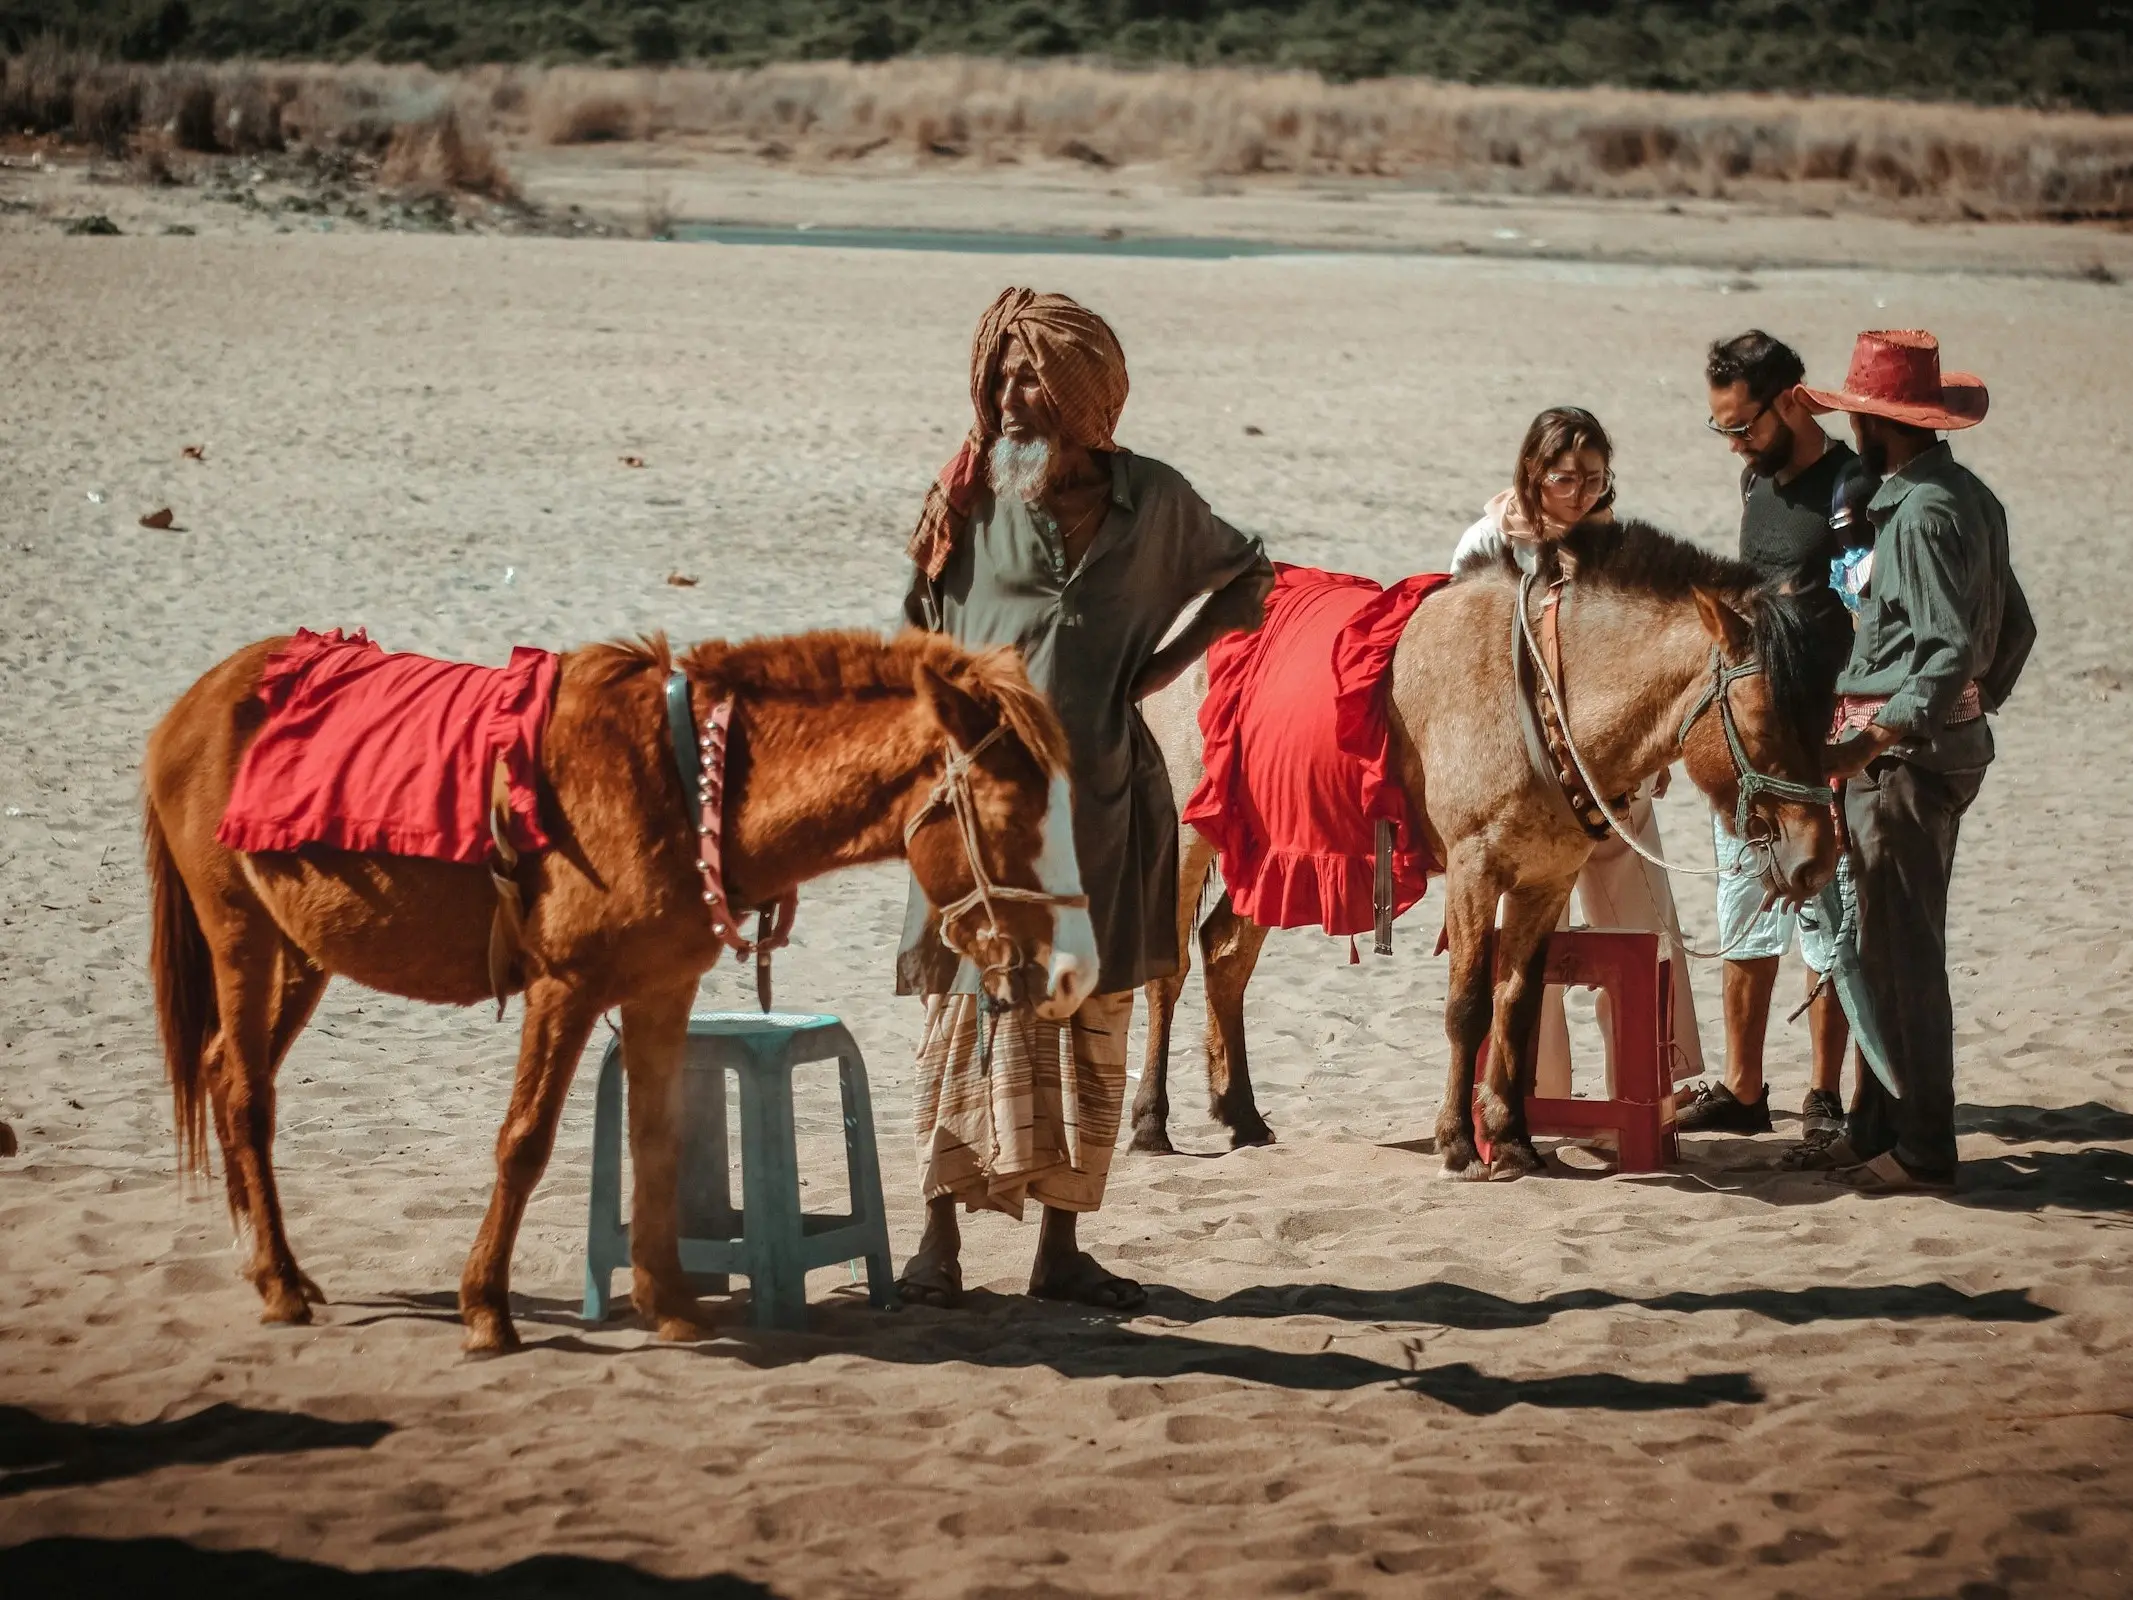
[1676,646,1836,849]
[1516,570,1832,893]
[902,723,1089,992]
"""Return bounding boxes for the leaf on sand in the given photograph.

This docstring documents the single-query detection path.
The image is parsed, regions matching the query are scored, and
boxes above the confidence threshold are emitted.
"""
[621,454,647,468]
[665,572,699,587]
[181,444,206,461]
[139,508,176,529]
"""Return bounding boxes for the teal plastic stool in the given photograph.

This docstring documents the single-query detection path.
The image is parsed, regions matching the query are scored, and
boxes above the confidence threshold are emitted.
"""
[582,1012,899,1331]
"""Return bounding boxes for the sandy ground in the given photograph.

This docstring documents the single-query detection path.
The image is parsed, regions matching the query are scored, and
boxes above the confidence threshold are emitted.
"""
[2,176,2130,1598]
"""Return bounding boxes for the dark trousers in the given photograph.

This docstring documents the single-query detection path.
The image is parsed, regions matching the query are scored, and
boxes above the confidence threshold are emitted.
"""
[1844,756,1984,1178]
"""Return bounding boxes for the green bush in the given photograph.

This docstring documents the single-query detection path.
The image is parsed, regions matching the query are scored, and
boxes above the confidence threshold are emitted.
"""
[3,1,2129,111]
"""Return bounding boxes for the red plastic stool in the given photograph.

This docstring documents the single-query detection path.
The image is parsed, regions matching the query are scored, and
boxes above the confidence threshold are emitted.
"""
[1472,927,1678,1173]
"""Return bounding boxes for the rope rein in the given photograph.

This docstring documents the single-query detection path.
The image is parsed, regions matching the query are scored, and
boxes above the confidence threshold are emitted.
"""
[1514,571,1835,962]
[902,723,1090,1021]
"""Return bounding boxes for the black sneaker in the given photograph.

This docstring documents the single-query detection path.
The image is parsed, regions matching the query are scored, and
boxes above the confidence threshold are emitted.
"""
[1674,1080,1774,1134]
[1801,1089,1845,1136]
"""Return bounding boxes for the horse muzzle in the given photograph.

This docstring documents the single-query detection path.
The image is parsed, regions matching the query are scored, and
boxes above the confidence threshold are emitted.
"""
[1033,902,1098,1021]
[1762,814,1838,909]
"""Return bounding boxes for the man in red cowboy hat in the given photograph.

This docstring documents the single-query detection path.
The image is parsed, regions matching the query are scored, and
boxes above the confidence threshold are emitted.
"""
[895,287,1273,1308]
[1795,329,2034,1193]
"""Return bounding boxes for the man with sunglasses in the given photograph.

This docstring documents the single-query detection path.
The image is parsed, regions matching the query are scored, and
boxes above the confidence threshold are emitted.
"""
[1672,331,1857,1156]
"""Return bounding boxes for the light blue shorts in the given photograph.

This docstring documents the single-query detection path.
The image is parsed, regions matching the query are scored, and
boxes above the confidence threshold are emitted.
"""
[1712,811,1843,971]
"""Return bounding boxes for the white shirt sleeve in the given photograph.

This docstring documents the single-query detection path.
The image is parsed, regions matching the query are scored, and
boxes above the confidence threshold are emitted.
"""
[1451,510,1505,576]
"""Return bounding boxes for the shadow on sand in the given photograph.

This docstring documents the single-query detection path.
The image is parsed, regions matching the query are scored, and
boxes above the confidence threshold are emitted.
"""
[338,1286,1758,1413]
[1621,1100,2133,1213]
[342,1288,1763,1415]
[1955,1101,2133,1144]
[0,1539,777,1597]
[1140,1277,2057,1331]
[0,1403,391,1500]
[1643,1145,2133,1214]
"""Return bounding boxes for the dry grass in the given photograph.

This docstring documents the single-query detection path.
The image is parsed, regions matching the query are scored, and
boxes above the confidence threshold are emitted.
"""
[504,58,2133,222]
[1,49,515,200]
[10,52,2130,223]
[528,69,644,145]
[379,100,512,198]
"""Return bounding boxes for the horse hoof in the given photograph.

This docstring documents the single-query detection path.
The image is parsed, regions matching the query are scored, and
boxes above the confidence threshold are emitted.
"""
[1227,1122,1276,1150]
[461,1312,520,1356]
[1489,1140,1546,1179]
[257,1286,313,1326]
[1128,1124,1177,1156]
[297,1271,329,1306]
[654,1312,713,1343]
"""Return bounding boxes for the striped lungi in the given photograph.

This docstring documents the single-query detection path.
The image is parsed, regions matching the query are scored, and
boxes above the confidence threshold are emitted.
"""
[913,990,1132,1219]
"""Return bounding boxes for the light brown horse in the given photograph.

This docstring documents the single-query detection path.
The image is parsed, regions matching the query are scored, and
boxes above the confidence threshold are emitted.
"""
[144,627,1092,1352]
[1133,521,1843,1176]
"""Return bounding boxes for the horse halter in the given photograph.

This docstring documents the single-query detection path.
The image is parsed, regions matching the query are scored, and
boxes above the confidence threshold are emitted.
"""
[1515,570,1831,897]
[1675,646,1836,846]
[902,723,1088,988]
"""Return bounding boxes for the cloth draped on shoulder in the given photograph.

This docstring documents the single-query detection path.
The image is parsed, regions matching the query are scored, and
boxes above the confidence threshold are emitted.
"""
[906,286,1130,582]
[217,627,558,864]
[1183,564,1450,936]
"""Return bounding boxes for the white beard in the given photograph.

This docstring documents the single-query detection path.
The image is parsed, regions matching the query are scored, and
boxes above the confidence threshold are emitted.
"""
[989,435,1053,504]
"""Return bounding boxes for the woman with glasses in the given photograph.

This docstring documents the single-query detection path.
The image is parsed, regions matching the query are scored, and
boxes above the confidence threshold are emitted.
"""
[1452,405,1616,576]
[1451,406,1707,1100]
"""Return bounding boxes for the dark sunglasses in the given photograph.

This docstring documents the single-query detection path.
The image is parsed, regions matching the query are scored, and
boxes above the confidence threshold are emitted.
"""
[1705,399,1774,439]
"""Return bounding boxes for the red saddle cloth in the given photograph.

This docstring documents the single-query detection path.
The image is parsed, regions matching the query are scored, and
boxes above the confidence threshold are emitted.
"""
[217,629,560,865]
[1183,564,1451,935]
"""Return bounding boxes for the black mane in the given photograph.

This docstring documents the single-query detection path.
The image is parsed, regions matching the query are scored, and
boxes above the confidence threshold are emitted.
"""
[1540,517,1844,751]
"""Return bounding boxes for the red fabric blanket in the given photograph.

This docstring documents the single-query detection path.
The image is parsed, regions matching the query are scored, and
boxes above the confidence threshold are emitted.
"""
[1182,564,1451,934]
[217,629,560,864]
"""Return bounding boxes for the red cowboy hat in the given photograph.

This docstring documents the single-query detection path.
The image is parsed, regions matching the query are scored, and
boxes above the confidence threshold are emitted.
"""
[1797,329,1988,430]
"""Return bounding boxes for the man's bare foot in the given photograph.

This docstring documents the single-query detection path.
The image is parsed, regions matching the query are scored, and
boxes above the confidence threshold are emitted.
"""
[896,1245,964,1308]
[1030,1204,1146,1310]
[1029,1248,1146,1310]
[898,1195,965,1309]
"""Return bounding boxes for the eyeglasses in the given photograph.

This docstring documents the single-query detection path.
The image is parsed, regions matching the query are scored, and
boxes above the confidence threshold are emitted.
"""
[1542,469,1610,493]
[1705,400,1773,439]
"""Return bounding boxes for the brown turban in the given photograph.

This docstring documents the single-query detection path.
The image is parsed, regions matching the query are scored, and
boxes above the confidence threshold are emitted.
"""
[907,287,1130,581]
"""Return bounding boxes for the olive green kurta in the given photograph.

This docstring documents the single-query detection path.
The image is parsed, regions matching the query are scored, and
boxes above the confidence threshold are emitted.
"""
[896,450,1269,996]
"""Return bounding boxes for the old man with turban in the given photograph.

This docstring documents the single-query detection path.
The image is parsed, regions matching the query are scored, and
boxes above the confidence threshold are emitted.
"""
[896,287,1273,1309]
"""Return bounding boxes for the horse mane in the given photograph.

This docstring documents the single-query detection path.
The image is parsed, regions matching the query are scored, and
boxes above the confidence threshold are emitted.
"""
[577,628,1068,773]
[1544,518,1844,750]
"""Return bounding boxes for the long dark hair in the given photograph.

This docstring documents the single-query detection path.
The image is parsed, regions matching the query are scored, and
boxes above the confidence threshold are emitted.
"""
[1515,407,1615,536]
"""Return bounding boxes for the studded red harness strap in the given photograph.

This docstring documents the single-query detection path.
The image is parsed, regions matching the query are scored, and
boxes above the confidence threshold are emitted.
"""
[666,672,796,1004]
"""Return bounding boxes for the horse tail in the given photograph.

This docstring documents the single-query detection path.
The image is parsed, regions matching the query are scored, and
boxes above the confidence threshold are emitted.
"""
[146,798,215,1178]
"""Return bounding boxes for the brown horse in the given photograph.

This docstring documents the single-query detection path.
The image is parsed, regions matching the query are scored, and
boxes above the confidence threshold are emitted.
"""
[1133,521,1842,1175]
[144,627,1093,1352]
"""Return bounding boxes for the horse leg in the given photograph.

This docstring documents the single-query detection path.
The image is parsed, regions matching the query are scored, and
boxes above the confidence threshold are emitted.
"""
[1131,829,1214,1155]
[1201,896,1274,1148]
[1435,857,1500,1179]
[202,1029,252,1224]
[459,975,598,1354]
[1129,970,1184,1155]
[208,933,328,1322]
[208,947,329,1297]
[618,980,711,1341]
[1476,883,1571,1178]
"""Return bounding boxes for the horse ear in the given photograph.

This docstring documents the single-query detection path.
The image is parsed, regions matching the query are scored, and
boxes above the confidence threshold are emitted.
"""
[1692,587,1755,653]
[915,662,996,750]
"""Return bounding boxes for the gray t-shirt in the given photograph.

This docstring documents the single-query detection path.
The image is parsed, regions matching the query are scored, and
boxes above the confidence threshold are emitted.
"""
[1739,441,1855,590]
